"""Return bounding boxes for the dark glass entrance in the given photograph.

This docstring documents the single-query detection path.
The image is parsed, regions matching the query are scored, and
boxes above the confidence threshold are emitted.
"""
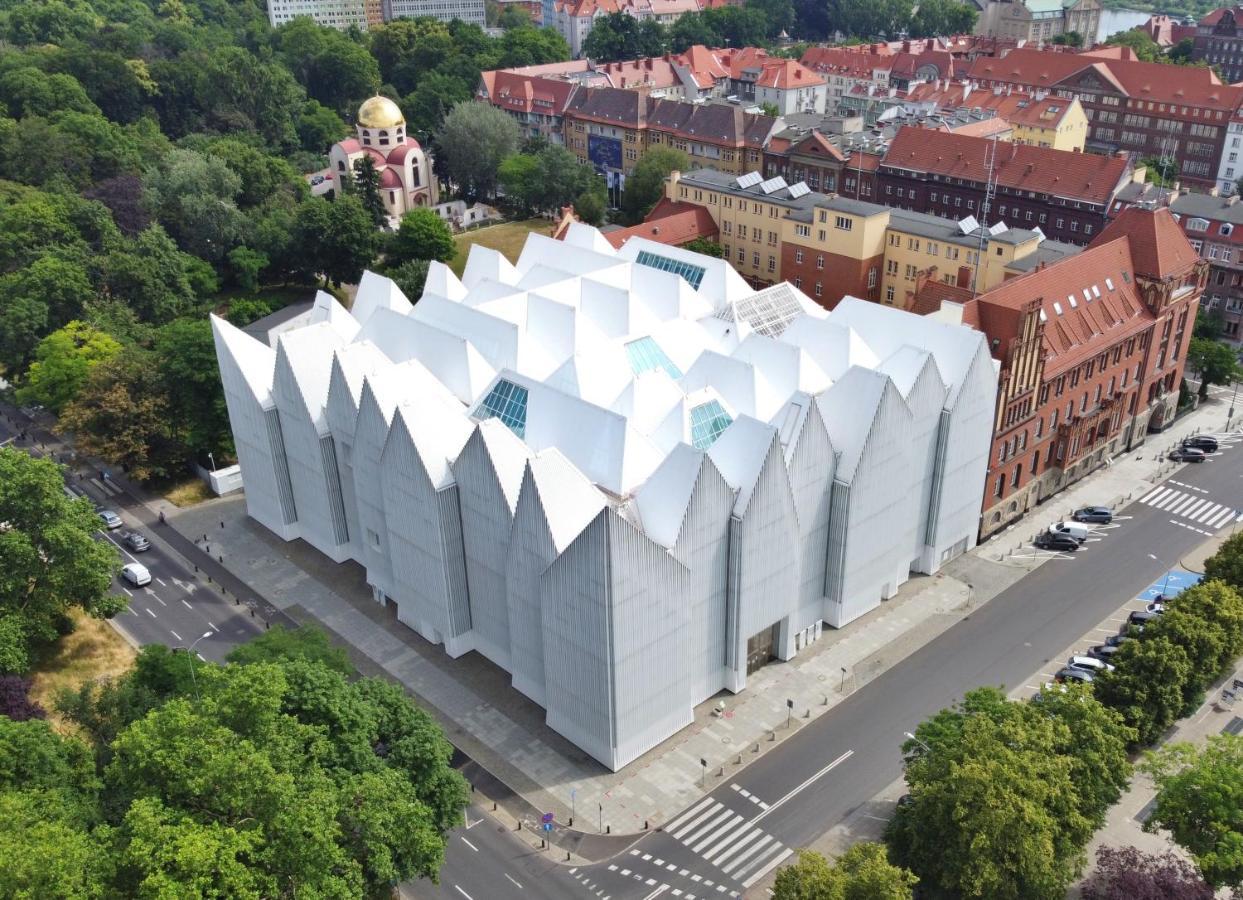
[746,624,779,675]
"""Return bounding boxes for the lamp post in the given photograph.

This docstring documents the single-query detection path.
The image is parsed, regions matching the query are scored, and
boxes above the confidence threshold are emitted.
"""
[1148,553,1173,597]
[1229,378,1239,431]
[183,631,213,701]
[903,731,933,754]
[207,452,217,473]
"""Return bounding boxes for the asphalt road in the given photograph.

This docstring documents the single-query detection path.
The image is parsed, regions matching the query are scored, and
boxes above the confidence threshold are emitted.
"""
[414,431,1243,900]
[0,410,269,662]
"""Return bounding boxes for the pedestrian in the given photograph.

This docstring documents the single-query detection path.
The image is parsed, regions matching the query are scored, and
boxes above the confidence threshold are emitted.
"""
[159,510,166,525]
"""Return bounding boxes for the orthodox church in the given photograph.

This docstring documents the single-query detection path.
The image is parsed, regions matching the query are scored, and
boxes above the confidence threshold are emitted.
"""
[329,96,438,219]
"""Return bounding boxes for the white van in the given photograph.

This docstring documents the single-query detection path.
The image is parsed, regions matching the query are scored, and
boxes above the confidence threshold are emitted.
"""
[1049,521,1090,542]
[121,562,151,587]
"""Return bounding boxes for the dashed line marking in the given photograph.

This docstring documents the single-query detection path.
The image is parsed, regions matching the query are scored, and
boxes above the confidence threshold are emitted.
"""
[170,630,182,642]
[144,607,157,618]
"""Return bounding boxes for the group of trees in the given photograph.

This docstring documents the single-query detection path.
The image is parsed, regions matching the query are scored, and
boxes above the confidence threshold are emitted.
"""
[1101,28,1199,66]
[499,138,607,222]
[582,0,977,61]
[879,533,1243,898]
[0,625,468,895]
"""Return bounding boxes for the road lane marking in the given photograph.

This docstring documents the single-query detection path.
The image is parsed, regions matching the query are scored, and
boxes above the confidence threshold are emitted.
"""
[665,797,715,833]
[454,887,473,900]
[504,873,523,889]
[672,803,724,840]
[147,591,166,606]
[692,814,743,854]
[643,886,669,900]
[170,630,182,642]
[196,653,205,661]
[144,607,157,618]
[102,532,139,564]
[459,837,478,852]
[182,599,193,610]
[122,587,133,597]
[683,808,734,846]
[750,750,853,826]
[742,848,792,888]
[207,621,218,632]
[155,577,166,586]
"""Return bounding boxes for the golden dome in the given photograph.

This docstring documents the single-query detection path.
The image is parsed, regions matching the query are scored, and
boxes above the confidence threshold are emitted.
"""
[357,96,405,129]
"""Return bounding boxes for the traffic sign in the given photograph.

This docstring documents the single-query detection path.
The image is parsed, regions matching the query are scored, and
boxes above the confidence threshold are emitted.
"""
[543,822,553,833]
[541,812,554,824]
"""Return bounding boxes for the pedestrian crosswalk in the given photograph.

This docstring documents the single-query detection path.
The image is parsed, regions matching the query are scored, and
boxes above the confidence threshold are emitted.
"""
[1140,486,1240,529]
[660,797,792,887]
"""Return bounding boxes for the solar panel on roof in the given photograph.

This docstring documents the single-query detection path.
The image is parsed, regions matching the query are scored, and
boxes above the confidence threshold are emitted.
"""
[788,181,811,198]
[736,172,762,188]
[957,215,979,234]
[759,176,788,194]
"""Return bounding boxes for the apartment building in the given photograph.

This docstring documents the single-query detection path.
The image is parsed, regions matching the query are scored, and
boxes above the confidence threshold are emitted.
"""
[561,89,777,184]
[973,0,1101,43]
[1194,6,1243,84]
[876,126,1138,245]
[1170,192,1243,344]
[968,47,1243,189]
[935,206,1205,538]
[904,82,1089,151]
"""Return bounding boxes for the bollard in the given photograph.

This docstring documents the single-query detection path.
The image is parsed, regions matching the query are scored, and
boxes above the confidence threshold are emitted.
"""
[250,609,254,618]
[769,731,775,742]
[470,783,475,793]
[264,621,269,630]
[517,821,522,831]
[207,575,212,583]
[541,839,546,849]
[736,754,742,765]
[493,802,497,811]
[606,825,610,834]
[220,521,224,529]
[823,694,829,706]
[235,597,240,605]
[194,564,198,572]
[218,555,223,563]
[205,545,210,554]
[717,766,723,777]
[804,709,810,718]
[753,743,759,753]
[644,820,649,830]
[568,817,573,827]
[566,852,571,862]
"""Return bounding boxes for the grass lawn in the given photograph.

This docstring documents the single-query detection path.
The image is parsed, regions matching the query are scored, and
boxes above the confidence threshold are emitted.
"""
[30,610,136,733]
[165,478,213,508]
[450,218,549,276]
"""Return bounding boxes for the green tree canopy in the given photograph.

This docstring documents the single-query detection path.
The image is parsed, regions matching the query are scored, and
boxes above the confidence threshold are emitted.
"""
[773,843,917,899]
[293,194,379,286]
[909,0,977,38]
[1142,735,1243,888]
[390,208,455,264]
[582,13,668,62]
[16,320,122,413]
[1187,336,1240,399]
[0,448,122,673]
[435,101,523,202]
[1205,536,1243,594]
[828,0,915,39]
[1093,635,1194,747]
[621,146,688,225]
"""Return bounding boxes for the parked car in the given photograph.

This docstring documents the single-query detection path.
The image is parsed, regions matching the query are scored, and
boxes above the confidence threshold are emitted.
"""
[1055,666,1095,684]
[97,509,122,530]
[1072,506,1113,524]
[121,562,151,587]
[1034,532,1080,552]
[1183,435,1219,452]
[1147,599,1167,613]
[310,174,325,185]
[1068,654,1114,673]
[1169,447,1207,463]
[1104,633,1133,648]
[1128,609,1161,627]
[122,531,150,552]
[1088,643,1122,660]
[1049,521,1090,542]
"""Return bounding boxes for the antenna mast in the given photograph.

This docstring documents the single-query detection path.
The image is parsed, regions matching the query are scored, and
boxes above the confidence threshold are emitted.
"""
[972,135,1000,297]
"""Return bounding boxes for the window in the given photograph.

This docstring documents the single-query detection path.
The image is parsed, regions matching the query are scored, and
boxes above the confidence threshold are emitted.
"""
[814,282,822,297]
[635,250,706,289]
[995,474,1005,498]
[625,337,682,379]
[768,255,776,273]
[886,285,895,302]
[816,255,825,270]
[795,250,804,264]
[689,401,733,450]
[475,379,529,438]
[795,224,810,237]
[835,216,852,231]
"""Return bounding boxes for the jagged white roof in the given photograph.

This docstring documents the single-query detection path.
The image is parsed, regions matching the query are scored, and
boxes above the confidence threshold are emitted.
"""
[213,225,988,546]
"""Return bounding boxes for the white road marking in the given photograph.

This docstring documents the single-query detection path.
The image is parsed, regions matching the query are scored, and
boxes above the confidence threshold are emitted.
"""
[170,630,182,642]
[665,797,715,833]
[122,587,133,597]
[460,837,478,852]
[155,577,166,586]
[147,592,166,606]
[752,750,853,826]
[144,607,157,618]
[672,803,724,840]
[708,826,763,866]
[504,873,523,889]
[181,599,193,609]
[683,809,734,846]
[207,621,218,632]
[721,836,773,875]
[642,885,669,900]
[196,653,205,661]
[454,886,473,900]
[102,532,138,564]
[691,814,744,854]
[742,849,793,888]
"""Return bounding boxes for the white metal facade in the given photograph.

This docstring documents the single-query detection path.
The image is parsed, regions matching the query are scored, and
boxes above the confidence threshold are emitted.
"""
[212,227,997,770]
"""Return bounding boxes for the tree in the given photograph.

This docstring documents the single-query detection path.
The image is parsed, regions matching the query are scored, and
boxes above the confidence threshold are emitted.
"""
[84,174,151,236]
[198,137,305,210]
[225,624,353,674]
[1081,846,1215,900]
[227,246,269,292]
[0,252,93,374]
[498,152,541,215]
[0,675,46,722]
[909,0,977,38]
[60,353,184,483]
[435,101,522,201]
[0,449,122,673]
[575,190,606,227]
[582,13,668,63]
[1187,336,1240,399]
[621,147,688,225]
[1196,307,1227,341]
[293,195,380,286]
[759,101,781,117]
[385,259,430,302]
[684,237,725,258]
[143,148,246,263]
[402,71,473,141]
[102,225,200,325]
[1166,579,1243,675]
[297,99,348,153]
[0,67,98,120]
[225,297,274,326]
[154,318,234,463]
[1142,735,1243,888]
[353,155,388,228]
[1170,37,1197,65]
[498,5,531,29]
[1093,635,1193,747]
[390,208,455,263]
[1103,29,1167,64]
[745,0,795,38]
[773,844,917,899]
[827,0,915,39]
[1205,536,1243,594]
[16,321,121,414]
[1051,31,1084,48]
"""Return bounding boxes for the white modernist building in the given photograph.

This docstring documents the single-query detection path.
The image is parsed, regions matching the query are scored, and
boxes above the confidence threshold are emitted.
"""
[212,226,997,770]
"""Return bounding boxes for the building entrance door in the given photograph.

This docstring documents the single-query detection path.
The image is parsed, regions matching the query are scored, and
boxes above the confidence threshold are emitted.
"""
[746,624,779,675]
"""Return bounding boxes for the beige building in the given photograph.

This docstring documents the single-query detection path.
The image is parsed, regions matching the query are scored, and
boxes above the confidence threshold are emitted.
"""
[974,0,1101,44]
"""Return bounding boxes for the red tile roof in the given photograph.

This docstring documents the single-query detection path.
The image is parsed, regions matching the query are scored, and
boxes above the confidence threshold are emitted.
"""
[755,59,825,89]
[479,71,579,116]
[603,199,717,249]
[1090,206,1201,281]
[976,238,1152,372]
[911,280,973,315]
[967,47,1240,110]
[1199,5,1243,25]
[881,126,1131,206]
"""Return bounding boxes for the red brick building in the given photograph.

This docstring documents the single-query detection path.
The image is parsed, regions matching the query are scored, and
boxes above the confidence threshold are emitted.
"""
[931,207,1207,538]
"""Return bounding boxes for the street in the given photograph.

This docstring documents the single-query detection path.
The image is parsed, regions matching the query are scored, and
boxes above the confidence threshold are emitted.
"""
[414,429,1243,900]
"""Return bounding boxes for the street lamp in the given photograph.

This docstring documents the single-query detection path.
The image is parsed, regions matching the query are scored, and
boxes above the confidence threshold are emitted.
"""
[903,731,933,754]
[1229,378,1239,431]
[207,452,217,472]
[1147,553,1173,597]
[182,631,213,701]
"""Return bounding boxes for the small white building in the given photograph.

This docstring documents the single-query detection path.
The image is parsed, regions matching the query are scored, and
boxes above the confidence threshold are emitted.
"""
[329,97,438,218]
[1217,115,1243,196]
[212,228,996,771]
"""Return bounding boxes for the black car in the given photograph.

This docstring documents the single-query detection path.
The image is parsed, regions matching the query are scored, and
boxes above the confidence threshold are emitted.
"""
[1055,666,1095,685]
[1128,609,1161,627]
[1170,447,1207,463]
[1034,532,1080,552]
[1104,633,1133,648]
[1088,643,1122,660]
[1183,435,1219,452]
[1073,506,1113,524]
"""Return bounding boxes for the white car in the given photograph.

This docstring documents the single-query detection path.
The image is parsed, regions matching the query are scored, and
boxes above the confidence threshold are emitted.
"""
[121,562,151,587]
[1049,521,1090,542]
[1068,654,1114,673]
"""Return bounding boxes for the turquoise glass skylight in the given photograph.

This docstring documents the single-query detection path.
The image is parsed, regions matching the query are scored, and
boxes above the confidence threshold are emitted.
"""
[689,400,733,450]
[625,337,683,379]
[476,379,529,439]
[635,249,707,290]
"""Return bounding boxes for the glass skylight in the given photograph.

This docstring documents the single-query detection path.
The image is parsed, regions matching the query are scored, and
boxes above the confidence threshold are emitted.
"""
[625,337,682,379]
[476,379,529,439]
[718,284,806,337]
[636,250,707,290]
[690,400,733,450]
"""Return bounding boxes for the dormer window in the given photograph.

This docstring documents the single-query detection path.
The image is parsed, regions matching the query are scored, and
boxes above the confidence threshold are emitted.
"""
[379,130,389,146]
[1223,223,1234,236]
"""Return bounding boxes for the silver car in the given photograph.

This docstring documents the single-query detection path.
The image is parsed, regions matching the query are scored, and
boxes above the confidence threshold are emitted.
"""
[97,509,123,530]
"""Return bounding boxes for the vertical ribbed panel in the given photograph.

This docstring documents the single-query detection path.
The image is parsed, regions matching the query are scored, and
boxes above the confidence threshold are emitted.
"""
[505,468,554,705]
[319,435,350,545]
[263,407,298,525]
[924,410,952,547]
[353,388,397,600]
[438,485,472,640]
[785,404,835,634]
[824,477,850,619]
[724,515,743,676]
[454,429,517,670]
[903,361,949,569]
